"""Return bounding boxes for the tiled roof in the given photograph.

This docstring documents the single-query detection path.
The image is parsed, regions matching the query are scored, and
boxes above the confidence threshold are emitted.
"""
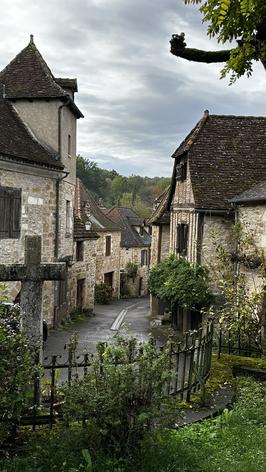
[0,37,83,118]
[74,215,99,240]
[148,186,170,224]
[75,178,121,234]
[107,207,151,248]
[171,112,266,210]
[55,78,78,93]
[230,180,266,204]
[0,99,63,169]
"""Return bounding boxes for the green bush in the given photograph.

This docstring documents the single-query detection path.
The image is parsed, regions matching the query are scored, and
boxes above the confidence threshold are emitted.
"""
[94,283,112,304]
[148,255,213,309]
[62,336,173,454]
[2,377,266,471]
[0,322,35,447]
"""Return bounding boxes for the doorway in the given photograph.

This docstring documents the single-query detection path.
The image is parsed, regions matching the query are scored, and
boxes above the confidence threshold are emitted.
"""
[76,278,85,310]
[104,272,113,288]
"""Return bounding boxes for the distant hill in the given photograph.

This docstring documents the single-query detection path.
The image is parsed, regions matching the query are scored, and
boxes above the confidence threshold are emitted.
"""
[76,155,171,218]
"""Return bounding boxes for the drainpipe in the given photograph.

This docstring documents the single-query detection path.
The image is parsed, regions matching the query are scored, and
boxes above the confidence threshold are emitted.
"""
[54,96,71,260]
[54,173,68,260]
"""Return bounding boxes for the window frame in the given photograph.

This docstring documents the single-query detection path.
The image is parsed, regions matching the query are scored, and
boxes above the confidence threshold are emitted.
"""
[66,200,71,236]
[176,223,189,256]
[0,186,21,239]
[76,241,84,262]
[105,235,112,256]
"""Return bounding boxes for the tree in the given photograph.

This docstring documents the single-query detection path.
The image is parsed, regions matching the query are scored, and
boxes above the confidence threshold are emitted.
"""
[171,0,266,82]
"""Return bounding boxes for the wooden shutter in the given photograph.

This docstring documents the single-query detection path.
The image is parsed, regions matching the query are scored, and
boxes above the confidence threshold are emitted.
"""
[0,187,11,238]
[105,235,111,256]
[10,189,21,238]
[176,224,182,253]
[0,187,21,239]
[183,224,188,255]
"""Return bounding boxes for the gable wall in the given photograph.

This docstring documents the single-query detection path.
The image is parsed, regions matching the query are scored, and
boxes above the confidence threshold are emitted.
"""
[13,100,77,185]
[68,238,97,312]
[120,246,150,297]
[95,231,121,298]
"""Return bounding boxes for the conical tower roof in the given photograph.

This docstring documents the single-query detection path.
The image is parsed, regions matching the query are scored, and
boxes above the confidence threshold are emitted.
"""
[0,35,68,99]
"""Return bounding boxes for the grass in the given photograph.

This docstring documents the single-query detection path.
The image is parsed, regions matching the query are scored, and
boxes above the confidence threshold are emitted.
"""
[1,369,266,472]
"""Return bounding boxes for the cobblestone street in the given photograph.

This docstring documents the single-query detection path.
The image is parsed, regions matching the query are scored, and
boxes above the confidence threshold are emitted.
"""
[44,297,151,359]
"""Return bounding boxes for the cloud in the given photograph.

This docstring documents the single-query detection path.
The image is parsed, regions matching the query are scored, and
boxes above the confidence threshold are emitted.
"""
[0,0,265,176]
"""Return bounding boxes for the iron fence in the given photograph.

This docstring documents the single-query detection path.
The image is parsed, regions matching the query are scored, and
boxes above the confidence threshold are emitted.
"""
[18,323,213,430]
[216,324,264,359]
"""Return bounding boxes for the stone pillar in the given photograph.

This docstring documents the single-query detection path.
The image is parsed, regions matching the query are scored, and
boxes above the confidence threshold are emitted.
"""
[20,281,43,347]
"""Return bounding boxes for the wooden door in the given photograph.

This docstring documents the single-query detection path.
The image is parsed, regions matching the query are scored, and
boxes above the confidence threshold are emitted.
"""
[104,272,113,288]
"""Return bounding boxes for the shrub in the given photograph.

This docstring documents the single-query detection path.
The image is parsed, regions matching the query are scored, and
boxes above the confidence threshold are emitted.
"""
[62,336,173,454]
[95,283,112,304]
[148,255,213,310]
[0,321,35,446]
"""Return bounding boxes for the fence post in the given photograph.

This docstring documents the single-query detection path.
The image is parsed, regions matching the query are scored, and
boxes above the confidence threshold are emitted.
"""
[32,349,40,432]
[49,355,57,429]
[186,333,196,402]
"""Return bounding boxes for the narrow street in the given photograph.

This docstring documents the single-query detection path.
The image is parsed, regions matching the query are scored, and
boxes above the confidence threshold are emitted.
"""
[44,297,151,359]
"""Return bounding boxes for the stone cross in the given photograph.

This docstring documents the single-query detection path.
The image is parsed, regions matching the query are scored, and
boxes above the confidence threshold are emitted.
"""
[0,236,66,347]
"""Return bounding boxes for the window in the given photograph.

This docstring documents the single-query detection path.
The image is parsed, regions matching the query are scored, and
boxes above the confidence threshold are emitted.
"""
[68,134,72,157]
[105,235,111,256]
[66,200,71,235]
[0,186,21,239]
[140,226,144,236]
[76,241,84,261]
[141,249,148,266]
[176,161,187,182]
[181,161,187,181]
[176,223,189,255]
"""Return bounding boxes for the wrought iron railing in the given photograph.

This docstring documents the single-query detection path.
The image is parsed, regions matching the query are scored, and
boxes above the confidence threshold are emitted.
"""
[18,324,213,430]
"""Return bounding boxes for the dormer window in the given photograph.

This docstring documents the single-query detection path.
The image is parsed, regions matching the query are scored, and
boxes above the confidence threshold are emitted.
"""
[176,161,187,182]
[68,134,72,158]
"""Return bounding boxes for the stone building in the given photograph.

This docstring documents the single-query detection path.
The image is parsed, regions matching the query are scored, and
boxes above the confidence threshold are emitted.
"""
[75,179,121,298]
[0,36,95,328]
[150,111,266,330]
[230,180,266,333]
[107,207,151,297]
[148,187,170,316]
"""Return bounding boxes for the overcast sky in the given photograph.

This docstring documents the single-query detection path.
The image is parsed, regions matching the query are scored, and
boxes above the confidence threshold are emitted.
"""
[0,0,265,177]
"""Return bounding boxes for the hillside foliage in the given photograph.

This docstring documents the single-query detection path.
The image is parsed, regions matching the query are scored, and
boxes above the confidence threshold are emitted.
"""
[76,155,170,218]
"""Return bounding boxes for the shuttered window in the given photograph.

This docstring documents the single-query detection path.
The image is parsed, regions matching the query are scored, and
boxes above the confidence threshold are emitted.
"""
[105,235,111,256]
[176,223,189,255]
[0,186,21,239]
[141,249,148,266]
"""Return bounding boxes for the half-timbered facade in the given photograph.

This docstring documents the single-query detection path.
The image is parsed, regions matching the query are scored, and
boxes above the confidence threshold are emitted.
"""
[150,111,266,329]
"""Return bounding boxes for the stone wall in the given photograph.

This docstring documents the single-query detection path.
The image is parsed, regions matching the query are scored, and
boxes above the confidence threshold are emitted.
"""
[0,164,57,324]
[120,247,150,297]
[200,214,234,291]
[237,205,266,293]
[150,224,170,267]
[95,231,121,298]
[68,238,97,312]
